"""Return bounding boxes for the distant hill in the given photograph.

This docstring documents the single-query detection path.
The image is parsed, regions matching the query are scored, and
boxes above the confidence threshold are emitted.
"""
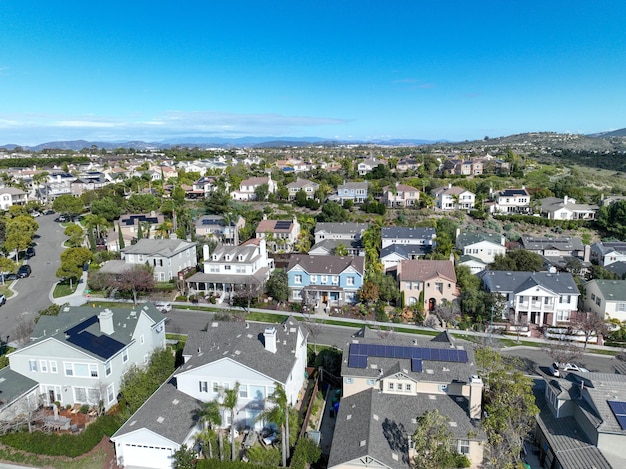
[587,128,626,138]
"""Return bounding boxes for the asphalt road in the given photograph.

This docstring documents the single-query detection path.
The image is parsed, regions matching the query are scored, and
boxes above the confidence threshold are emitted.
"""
[165,308,621,375]
[1,213,66,343]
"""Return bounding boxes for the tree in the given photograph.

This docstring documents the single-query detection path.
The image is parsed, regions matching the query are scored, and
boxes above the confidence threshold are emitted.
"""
[4,215,38,259]
[412,409,468,469]
[571,311,607,349]
[265,269,288,304]
[598,200,626,240]
[91,197,122,221]
[198,400,222,459]
[257,383,290,467]
[489,249,543,272]
[295,189,308,207]
[52,194,84,217]
[477,347,538,469]
[547,341,584,365]
[56,247,93,289]
[254,183,269,201]
[358,280,380,305]
[205,189,232,215]
[126,193,159,213]
[64,223,85,248]
[434,300,460,329]
[333,242,348,256]
[108,265,155,304]
[316,201,349,223]
[0,257,16,285]
[222,382,240,462]
[172,444,196,469]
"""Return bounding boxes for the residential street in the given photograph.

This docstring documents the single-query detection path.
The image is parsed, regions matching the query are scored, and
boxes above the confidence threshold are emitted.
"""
[0,213,66,343]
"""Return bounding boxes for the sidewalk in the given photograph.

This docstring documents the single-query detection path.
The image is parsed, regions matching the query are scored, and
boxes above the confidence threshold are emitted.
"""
[49,271,89,307]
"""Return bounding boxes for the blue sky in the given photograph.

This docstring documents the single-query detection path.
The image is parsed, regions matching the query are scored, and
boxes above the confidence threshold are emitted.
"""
[1,1,625,145]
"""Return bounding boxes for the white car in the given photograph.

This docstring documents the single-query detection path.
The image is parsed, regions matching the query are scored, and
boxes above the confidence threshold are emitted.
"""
[562,363,589,373]
[155,302,172,313]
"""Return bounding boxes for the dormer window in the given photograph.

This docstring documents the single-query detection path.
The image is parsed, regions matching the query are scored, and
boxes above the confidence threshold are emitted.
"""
[212,254,218,261]
[225,254,231,261]
[238,255,244,261]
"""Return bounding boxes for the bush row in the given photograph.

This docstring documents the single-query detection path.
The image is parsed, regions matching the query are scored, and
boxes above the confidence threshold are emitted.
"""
[196,460,277,469]
[0,414,124,458]
[493,214,591,230]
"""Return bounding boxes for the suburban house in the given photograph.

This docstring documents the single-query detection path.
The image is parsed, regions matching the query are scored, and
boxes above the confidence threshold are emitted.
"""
[194,215,246,245]
[185,176,218,199]
[255,216,301,253]
[0,367,39,424]
[230,175,277,201]
[287,255,365,307]
[590,241,626,267]
[520,234,589,272]
[396,157,420,172]
[100,239,198,282]
[536,372,626,468]
[455,231,506,265]
[357,158,383,176]
[8,303,166,412]
[432,184,475,211]
[39,172,75,200]
[332,181,369,204]
[489,187,531,214]
[538,196,599,220]
[117,212,165,245]
[328,329,485,468]
[380,227,436,271]
[111,316,308,469]
[309,239,365,257]
[0,187,28,210]
[314,222,369,245]
[582,279,626,322]
[457,255,489,275]
[396,260,459,313]
[285,178,319,201]
[69,173,110,196]
[478,271,580,327]
[186,238,273,303]
[381,184,420,208]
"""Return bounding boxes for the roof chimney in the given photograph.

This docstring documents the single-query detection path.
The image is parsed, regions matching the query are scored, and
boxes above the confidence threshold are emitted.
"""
[468,375,483,419]
[264,326,277,353]
[98,309,115,335]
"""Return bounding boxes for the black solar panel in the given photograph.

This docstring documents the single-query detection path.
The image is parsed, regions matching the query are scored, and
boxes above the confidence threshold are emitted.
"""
[608,400,626,430]
[275,221,292,230]
[347,343,468,370]
[411,358,423,373]
[65,315,126,360]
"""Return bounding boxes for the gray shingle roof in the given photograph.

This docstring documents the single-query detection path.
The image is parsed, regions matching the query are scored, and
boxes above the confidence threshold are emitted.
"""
[328,388,484,469]
[111,377,202,444]
[315,222,369,236]
[121,238,196,258]
[380,244,431,260]
[0,367,38,408]
[287,255,365,276]
[177,317,305,385]
[29,303,165,361]
[381,227,436,241]
[520,234,584,252]
[479,271,578,294]
[455,231,503,249]
[587,279,626,302]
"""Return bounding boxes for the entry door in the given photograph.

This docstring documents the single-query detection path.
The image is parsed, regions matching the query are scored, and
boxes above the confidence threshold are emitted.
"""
[48,390,55,405]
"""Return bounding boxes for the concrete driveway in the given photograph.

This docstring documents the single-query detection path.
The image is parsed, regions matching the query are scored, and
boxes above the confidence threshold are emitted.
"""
[0,213,67,343]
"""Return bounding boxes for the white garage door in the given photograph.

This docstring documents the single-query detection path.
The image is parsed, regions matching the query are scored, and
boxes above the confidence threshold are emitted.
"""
[122,444,174,469]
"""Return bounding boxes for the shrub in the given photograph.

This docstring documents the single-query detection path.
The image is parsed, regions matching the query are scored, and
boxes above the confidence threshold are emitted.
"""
[290,437,322,469]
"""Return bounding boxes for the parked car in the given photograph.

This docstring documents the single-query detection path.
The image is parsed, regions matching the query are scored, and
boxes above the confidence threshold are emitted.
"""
[0,294,6,306]
[549,362,560,377]
[1,273,17,282]
[17,265,31,278]
[155,302,172,313]
[25,247,36,259]
[31,211,41,217]
[43,209,55,215]
[562,363,589,373]
[54,215,69,223]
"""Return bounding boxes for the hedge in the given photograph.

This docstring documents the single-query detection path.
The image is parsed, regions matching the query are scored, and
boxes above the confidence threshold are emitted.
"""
[196,460,277,469]
[0,414,124,458]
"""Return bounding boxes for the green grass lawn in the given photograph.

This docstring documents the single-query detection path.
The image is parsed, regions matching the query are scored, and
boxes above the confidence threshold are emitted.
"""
[52,282,77,298]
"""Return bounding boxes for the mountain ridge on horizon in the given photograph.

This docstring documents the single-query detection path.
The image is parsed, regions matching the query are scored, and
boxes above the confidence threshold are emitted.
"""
[1,128,625,151]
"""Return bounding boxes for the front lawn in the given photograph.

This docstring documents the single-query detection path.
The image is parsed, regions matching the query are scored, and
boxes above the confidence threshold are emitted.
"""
[52,281,77,298]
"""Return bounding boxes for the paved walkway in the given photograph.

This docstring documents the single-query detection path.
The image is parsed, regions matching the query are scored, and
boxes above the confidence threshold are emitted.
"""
[49,271,89,306]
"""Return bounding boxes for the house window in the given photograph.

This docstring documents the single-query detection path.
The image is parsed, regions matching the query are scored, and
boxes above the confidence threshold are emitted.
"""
[295,275,302,284]
[75,387,87,402]
[618,303,626,312]
[332,276,339,284]
[40,360,48,373]
[596,297,601,306]
[557,311,571,322]
[239,385,248,398]
[310,275,317,283]
[140,334,145,345]
[90,364,99,378]
[107,384,115,404]
[435,283,443,293]
[213,382,219,393]
[347,276,355,286]
[388,382,394,391]
[50,361,58,373]
[519,296,525,303]
[105,361,111,376]
[321,275,328,284]
[544,297,550,305]
[458,440,470,455]
[405,384,412,392]
[225,265,231,270]
[591,293,596,301]
[122,350,128,362]
[29,360,38,372]
[344,377,354,384]
[199,381,208,393]
[397,383,403,391]
[64,362,73,376]
[366,379,377,386]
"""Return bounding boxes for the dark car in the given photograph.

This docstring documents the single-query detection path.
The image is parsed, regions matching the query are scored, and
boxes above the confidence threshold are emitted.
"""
[0,294,5,306]
[43,209,55,215]
[17,265,31,278]
[1,273,17,282]
[25,247,35,259]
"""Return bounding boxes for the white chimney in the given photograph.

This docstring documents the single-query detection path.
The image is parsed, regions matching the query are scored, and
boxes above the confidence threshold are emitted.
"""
[563,195,569,205]
[468,375,483,419]
[203,244,210,260]
[264,326,277,353]
[99,309,115,335]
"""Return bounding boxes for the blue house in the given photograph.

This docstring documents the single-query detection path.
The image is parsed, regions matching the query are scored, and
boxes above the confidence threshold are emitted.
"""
[286,255,365,307]
[333,181,369,204]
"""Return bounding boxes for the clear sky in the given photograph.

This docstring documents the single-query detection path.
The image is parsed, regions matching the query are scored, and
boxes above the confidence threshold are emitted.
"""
[1,1,625,145]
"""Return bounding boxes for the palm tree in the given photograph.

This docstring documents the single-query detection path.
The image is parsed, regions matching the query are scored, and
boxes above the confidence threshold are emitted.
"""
[257,383,290,467]
[222,382,240,461]
[198,400,222,459]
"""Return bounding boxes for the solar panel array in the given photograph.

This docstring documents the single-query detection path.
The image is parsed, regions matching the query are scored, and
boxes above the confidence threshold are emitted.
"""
[275,221,292,230]
[608,401,626,430]
[65,315,126,360]
[201,219,221,225]
[348,343,468,370]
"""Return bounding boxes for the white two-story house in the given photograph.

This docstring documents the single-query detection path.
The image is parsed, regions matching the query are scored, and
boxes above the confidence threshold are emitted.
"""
[432,184,475,211]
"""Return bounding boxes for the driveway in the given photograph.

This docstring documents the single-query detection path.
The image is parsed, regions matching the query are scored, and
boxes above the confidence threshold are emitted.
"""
[0,214,66,343]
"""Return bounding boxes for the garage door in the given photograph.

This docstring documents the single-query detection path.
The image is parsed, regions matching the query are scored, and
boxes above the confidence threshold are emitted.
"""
[122,444,174,469]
